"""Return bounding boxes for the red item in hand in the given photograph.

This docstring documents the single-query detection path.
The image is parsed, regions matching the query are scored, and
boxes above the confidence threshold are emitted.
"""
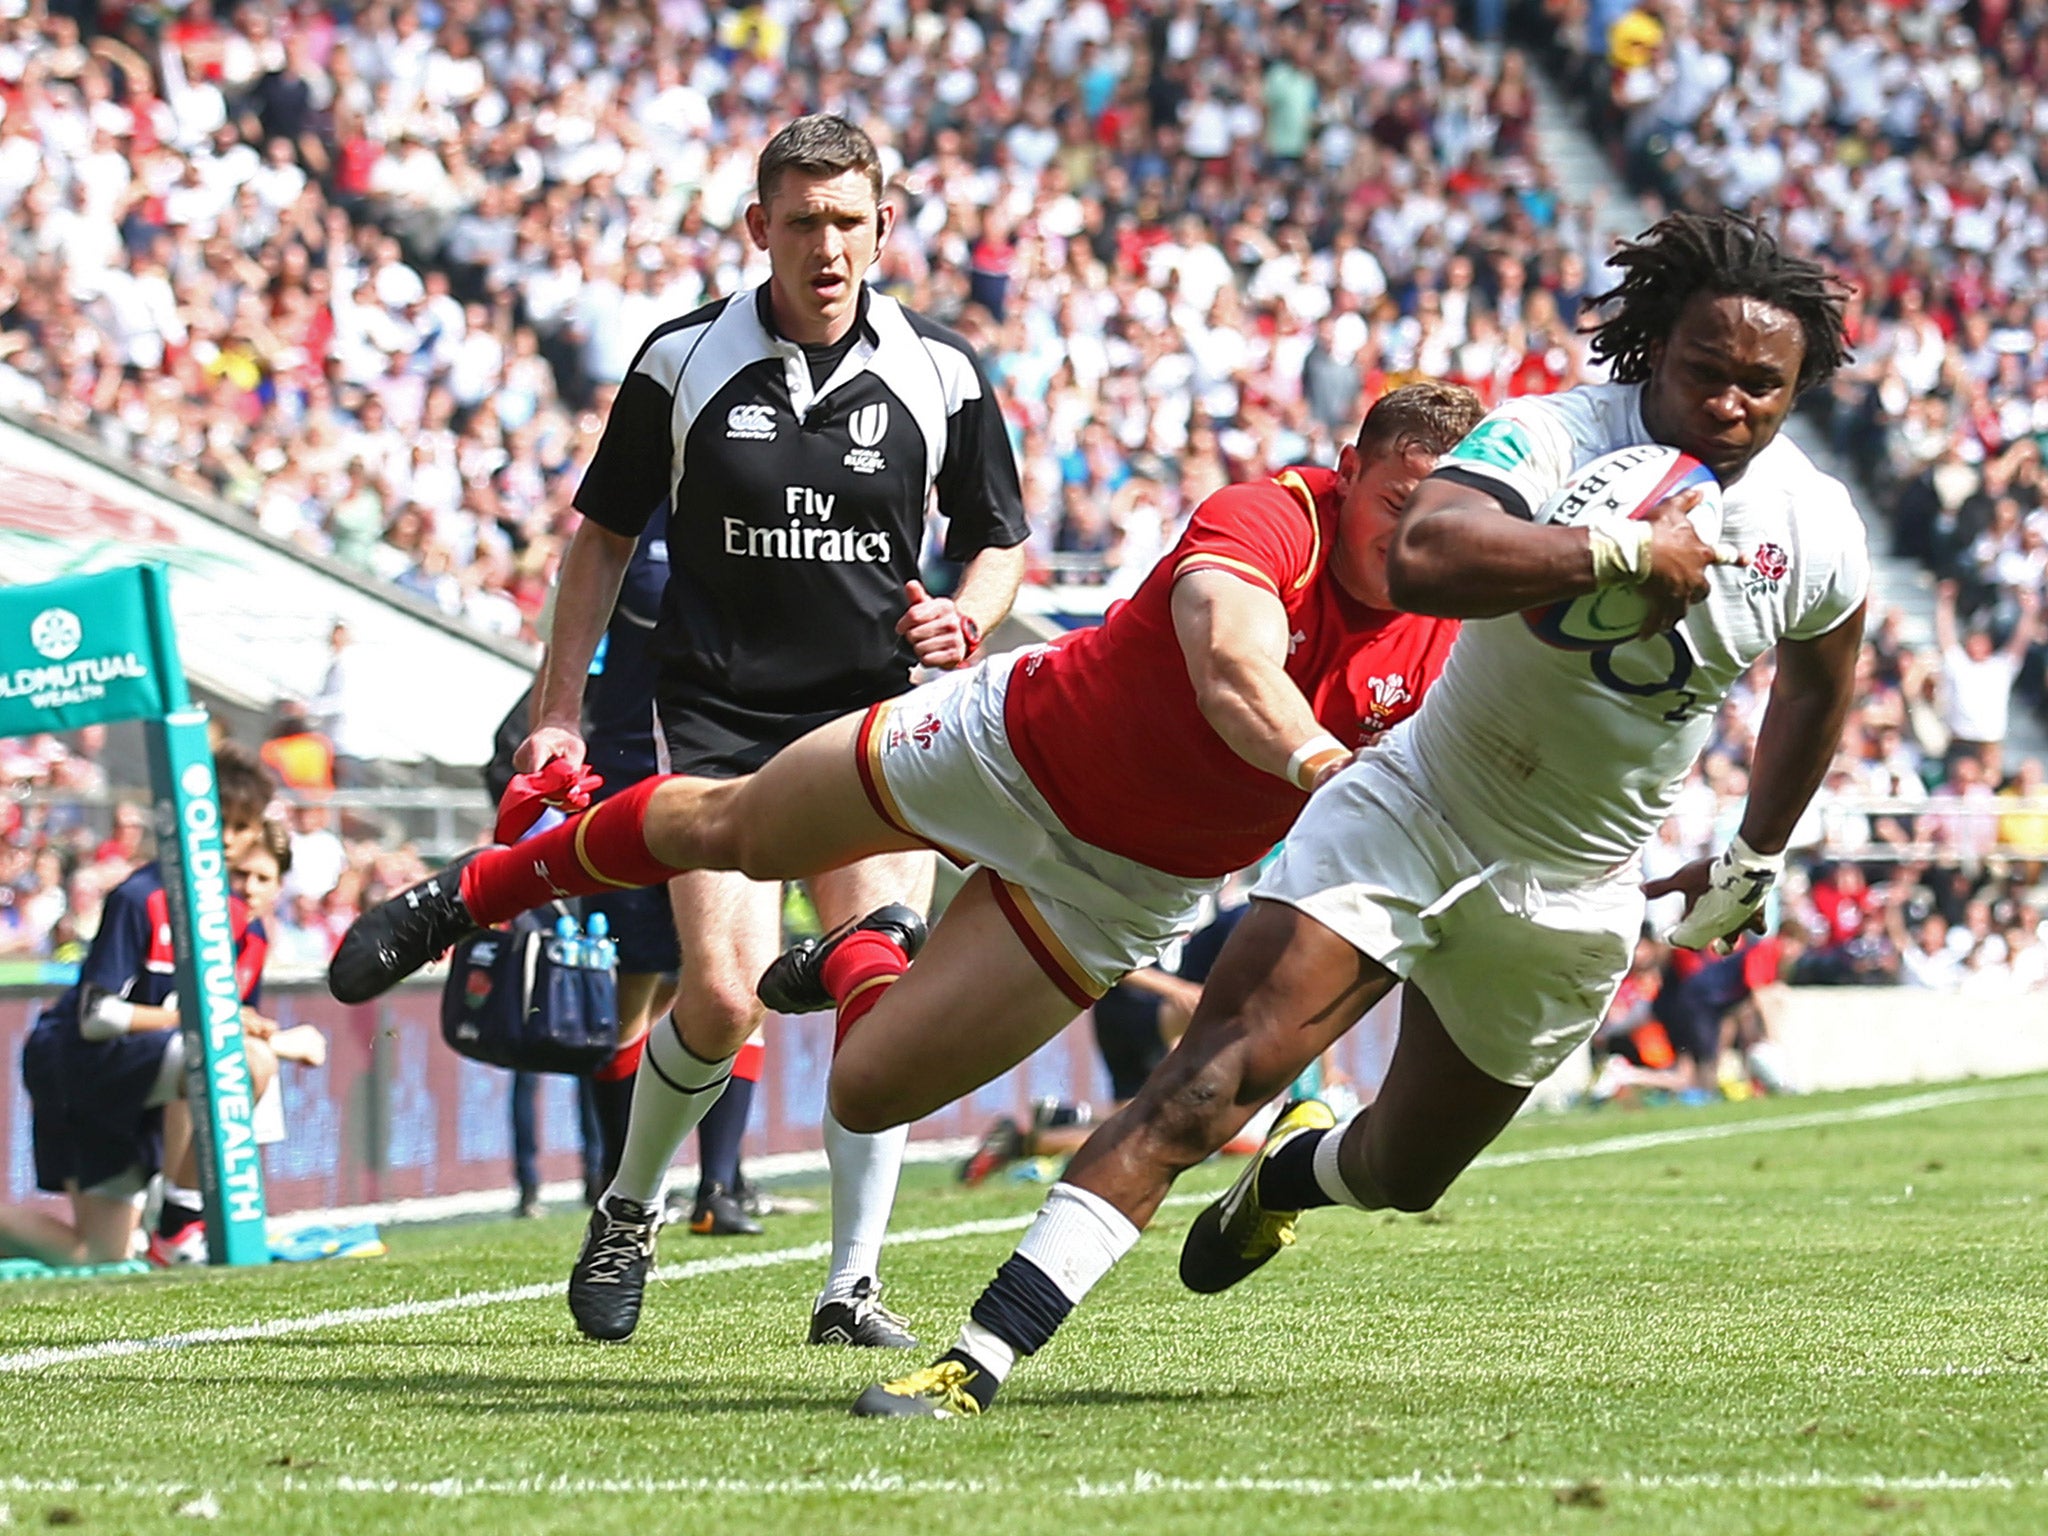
[494,758,605,844]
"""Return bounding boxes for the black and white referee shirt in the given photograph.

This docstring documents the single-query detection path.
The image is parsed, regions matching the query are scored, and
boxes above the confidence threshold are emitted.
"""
[574,283,1028,714]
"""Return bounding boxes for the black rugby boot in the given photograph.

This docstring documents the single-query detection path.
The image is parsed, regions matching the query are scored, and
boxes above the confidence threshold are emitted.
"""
[756,904,928,1014]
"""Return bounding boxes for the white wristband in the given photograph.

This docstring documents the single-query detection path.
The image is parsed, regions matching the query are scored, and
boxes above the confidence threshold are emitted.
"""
[1585,514,1654,586]
[1727,833,1785,881]
[1285,732,1348,792]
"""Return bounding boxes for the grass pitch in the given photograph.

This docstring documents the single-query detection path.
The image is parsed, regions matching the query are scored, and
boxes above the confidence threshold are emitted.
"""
[3,1079,2045,1535]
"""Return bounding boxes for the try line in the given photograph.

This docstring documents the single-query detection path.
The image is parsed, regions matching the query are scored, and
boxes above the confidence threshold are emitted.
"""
[2,1079,2038,1377]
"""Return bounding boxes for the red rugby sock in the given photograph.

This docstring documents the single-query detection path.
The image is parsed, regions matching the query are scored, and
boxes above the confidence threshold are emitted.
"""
[459,777,680,922]
[823,930,907,1051]
[594,1029,646,1083]
[732,1038,765,1082]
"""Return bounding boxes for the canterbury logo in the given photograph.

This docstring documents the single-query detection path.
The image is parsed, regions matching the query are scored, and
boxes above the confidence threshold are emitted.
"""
[727,403,777,439]
[848,402,888,447]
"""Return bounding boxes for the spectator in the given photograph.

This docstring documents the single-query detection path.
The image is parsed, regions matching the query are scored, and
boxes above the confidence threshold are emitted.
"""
[1998,758,2048,881]
[1891,902,1964,991]
[0,746,278,1268]
[1935,580,2039,783]
[309,620,376,785]
[258,699,336,793]
[92,802,150,870]
[282,801,348,905]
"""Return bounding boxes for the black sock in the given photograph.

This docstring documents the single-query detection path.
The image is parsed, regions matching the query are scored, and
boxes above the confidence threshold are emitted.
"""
[696,1075,753,1195]
[589,1072,635,1190]
[1254,1126,1339,1210]
[969,1253,1074,1359]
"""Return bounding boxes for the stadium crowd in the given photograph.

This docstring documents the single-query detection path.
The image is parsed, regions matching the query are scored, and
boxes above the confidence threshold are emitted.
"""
[1533,0,2048,725]
[0,0,1607,619]
[0,726,424,970]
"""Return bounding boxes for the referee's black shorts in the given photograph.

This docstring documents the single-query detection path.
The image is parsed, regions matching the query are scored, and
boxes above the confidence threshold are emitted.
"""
[588,677,914,975]
[653,677,908,779]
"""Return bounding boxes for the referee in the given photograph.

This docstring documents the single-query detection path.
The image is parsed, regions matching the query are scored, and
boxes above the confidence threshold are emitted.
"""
[526,115,1028,1348]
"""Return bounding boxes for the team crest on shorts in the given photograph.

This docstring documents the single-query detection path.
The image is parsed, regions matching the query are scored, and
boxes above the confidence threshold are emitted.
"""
[884,712,944,752]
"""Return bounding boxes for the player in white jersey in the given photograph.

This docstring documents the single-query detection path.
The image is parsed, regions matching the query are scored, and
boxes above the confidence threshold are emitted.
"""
[855,210,1868,1418]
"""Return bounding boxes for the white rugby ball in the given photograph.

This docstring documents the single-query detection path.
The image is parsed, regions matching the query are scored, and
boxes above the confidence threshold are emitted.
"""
[1522,443,1723,650]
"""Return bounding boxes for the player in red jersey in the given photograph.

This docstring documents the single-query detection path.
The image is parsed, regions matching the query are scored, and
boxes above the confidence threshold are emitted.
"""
[331,382,1484,1140]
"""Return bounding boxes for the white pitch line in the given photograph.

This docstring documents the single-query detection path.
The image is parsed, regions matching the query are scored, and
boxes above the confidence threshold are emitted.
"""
[0,1470,2037,1500]
[1469,1080,2048,1170]
[2,1079,2037,1377]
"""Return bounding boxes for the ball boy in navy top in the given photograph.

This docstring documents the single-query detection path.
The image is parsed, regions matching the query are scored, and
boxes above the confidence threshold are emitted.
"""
[2,744,278,1267]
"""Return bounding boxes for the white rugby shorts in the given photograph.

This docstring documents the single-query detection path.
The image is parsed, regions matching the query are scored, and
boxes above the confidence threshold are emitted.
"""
[1254,733,1643,1086]
[855,648,1219,1005]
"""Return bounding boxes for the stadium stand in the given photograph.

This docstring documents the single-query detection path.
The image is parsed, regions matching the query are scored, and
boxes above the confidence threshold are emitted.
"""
[1530,0,2048,705]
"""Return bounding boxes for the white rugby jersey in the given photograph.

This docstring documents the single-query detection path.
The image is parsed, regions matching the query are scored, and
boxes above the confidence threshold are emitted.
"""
[1402,382,1869,879]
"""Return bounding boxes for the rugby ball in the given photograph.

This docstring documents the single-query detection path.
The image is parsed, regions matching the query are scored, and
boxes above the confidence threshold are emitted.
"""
[1522,444,1723,650]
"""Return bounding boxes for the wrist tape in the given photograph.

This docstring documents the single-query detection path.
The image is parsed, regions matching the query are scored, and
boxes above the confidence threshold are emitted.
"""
[1585,513,1654,587]
[1286,732,1349,792]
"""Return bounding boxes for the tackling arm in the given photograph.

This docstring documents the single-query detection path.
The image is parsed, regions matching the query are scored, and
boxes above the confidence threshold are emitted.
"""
[1170,571,1345,790]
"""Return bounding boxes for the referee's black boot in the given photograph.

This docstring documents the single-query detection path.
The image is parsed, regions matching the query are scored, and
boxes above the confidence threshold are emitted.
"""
[756,905,929,1014]
[568,1192,661,1342]
[328,851,485,1004]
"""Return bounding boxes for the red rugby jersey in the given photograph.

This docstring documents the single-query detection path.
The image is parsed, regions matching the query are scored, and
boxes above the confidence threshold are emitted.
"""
[1004,467,1460,879]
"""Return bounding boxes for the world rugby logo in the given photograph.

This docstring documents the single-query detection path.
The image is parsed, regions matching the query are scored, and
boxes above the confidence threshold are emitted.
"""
[848,403,888,447]
[844,402,888,474]
[30,607,81,661]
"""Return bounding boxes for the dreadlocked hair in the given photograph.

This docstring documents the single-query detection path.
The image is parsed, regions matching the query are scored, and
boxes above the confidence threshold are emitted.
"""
[1586,210,1852,393]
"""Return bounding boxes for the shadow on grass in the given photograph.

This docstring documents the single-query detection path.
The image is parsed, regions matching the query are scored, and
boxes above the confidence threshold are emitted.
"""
[80,1368,884,1417]
[65,1364,1256,1418]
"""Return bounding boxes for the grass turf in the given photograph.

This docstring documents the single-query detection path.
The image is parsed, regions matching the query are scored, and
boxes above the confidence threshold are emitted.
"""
[2,1078,2045,1535]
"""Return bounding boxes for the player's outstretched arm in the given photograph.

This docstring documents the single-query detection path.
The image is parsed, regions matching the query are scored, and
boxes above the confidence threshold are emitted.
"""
[1170,570,1348,791]
[1388,477,1723,632]
[520,518,637,773]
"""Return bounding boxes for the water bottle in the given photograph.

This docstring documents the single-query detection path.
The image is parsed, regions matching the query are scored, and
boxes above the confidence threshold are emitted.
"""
[585,911,616,972]
[549,912,582,969]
